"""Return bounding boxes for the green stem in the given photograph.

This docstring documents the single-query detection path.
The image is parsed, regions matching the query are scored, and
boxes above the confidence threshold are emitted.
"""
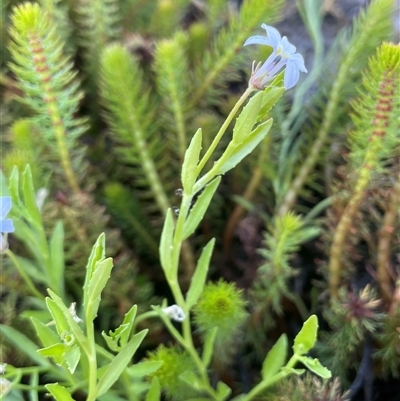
[196,87,254,175]
[85,309,98,401]
[241,354,299,401]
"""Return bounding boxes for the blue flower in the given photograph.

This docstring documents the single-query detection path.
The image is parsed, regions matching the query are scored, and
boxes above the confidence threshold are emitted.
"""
[0,196,15,251]
[244,24,307,90]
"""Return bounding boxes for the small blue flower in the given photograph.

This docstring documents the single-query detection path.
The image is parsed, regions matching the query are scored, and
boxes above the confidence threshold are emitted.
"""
[0,196,15,251]
[244,24,307,90]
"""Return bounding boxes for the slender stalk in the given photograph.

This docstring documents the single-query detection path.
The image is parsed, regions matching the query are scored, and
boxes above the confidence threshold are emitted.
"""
[196,87,254,175]
[85,309,98,401]
[377,177,400,302]
[241,354,299,401]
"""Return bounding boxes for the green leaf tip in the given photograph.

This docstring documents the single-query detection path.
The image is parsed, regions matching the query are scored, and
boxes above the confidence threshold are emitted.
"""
[293,314,318,355]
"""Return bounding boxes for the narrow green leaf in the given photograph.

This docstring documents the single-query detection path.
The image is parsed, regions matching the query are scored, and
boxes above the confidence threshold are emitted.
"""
[30,317,59,347]
[64,345,80,374]
[145,377,160,401]
[159,209,175,278]
[119,304,138,346]
[102,330,122,352]
[202,327,218,367]
[299,356,332,379]
[46,298,70,337]
[129,361,163,377]
[215,119,273,175]
[182,128,202,192]
[293,315,318,355]
[86,257,114,320]
[261,334,288,380]
[45,383,75,401]
[216,381,231,400]
[47,290,88,350]
[22,165,42,226]
[0,324,50,367]
[97,329,148,396]
[233,91,263,143]
[257,87,285,122]
[83,233,106,303]
[186,238,215,309]
[49,221,65,294]
[182,177,221,240]
[9,166,20,204]
[37,343,67,357]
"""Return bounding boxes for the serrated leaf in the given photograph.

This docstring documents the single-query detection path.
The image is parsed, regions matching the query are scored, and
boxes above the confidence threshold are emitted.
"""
[257,87,285,122]
[83,233,106,300]
[119,304,138,346]
[182,128,202,192]
[85,257,114,320]
[202,326,218,368]
[293,315,318,355]
[145,377,160,401]
[97,329,148,396]
[261,334,288,380]
[84,233,106,288]
[45,383,75,401]
[186,238,215,309]
[215,119,273,175]
[47,290,88,350]
[46,298,70,337]
[64,345,80,374]
[37,342,66,367]
[129,361,163,377]
[182,177,221,240]
[159,209,175,278]
[233,91,263,143]
[299,356,332,379]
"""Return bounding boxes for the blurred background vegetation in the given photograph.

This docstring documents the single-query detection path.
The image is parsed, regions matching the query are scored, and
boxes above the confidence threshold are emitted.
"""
[0,0,399,400]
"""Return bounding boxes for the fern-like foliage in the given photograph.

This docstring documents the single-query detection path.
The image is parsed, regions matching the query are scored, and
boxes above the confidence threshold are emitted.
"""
[254,212,319,313]
[99,44,172,216]
[328,42,399,295]
[76,0,120,75]
[8,2,88,194]
[319,286,383,383]
[38,0,75,54]
[154,31,190,163]
[278,0,394,215]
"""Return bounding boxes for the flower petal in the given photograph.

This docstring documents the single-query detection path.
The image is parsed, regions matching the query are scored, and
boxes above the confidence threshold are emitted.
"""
[284,60,300,89]
[244,35,275,47]
[281,36,296,55]
[0,197,11,220]
[261,24,281,47]
[289,53,307,72]
[0,219,14,233]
